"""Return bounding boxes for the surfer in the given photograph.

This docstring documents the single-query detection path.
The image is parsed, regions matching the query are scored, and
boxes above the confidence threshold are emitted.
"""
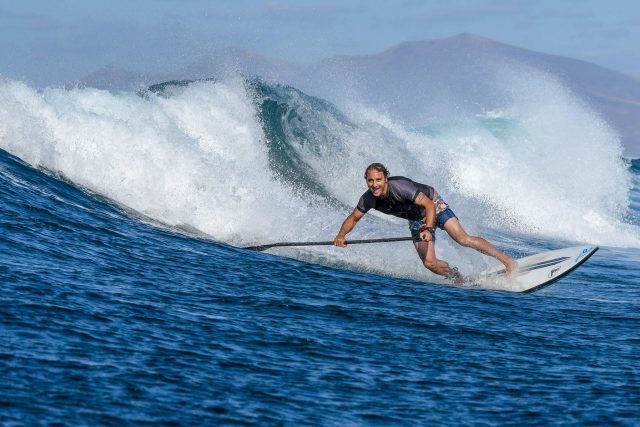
[333,163,518,282]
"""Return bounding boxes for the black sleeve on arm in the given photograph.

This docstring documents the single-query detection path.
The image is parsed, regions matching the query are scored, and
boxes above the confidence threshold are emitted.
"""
[356,193,373,213]
[411,190,423,204]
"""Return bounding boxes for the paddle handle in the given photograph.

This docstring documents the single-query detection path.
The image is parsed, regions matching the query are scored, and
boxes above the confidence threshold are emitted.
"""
[243,236,414,252]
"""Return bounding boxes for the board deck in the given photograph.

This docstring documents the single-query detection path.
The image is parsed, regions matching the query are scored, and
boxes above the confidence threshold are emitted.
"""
[467,245,598,293]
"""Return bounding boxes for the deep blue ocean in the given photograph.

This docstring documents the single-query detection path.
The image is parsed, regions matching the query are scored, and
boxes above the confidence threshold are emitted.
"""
[1,75,639,426]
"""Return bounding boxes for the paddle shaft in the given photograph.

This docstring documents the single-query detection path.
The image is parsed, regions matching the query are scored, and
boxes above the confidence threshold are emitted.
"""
[243,236,414,252]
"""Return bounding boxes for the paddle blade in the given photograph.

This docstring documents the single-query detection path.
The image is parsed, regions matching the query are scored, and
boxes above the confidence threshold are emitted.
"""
[243,244,272,252]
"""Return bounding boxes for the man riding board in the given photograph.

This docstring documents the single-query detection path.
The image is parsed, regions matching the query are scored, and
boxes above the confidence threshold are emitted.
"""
[333,163,518,281]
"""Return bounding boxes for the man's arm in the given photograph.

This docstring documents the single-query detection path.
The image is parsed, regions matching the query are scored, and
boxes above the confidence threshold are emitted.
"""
[333,208,365,247]
[414,192,436,242]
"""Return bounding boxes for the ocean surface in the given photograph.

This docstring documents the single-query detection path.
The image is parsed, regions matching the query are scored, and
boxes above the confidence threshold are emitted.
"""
[1,74,639,426]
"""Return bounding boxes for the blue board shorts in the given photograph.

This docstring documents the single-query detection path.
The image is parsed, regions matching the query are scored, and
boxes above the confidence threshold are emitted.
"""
[408,195,458,243]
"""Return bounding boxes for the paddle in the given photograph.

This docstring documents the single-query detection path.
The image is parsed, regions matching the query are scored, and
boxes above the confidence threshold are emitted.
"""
[243,236,414,252]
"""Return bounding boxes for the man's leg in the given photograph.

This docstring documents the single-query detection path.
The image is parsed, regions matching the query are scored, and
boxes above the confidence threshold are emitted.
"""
[414,240,457,278]
[442,218,518,276]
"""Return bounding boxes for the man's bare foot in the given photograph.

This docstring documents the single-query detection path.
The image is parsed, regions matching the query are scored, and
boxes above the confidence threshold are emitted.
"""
[505,259,519,278]
[447,267,466,285]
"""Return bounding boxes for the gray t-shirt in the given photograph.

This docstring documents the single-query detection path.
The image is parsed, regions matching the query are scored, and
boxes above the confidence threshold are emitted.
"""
[356,176,435,220]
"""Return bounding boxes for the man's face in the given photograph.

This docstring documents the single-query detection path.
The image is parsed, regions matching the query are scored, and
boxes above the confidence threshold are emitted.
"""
[366,170,388,197]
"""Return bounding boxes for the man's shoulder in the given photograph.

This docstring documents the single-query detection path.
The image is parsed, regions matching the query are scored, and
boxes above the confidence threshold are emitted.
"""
[388,176,414,185]
[387,176,421,202]
[387,176,417,190]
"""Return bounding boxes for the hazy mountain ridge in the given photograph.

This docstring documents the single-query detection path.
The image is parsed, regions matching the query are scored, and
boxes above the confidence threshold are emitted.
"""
[77,48,301,91]
[77,66,150,91]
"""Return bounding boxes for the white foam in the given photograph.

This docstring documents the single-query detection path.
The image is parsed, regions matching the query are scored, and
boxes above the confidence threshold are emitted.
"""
[437,68,639,247]
[0,77,337,244]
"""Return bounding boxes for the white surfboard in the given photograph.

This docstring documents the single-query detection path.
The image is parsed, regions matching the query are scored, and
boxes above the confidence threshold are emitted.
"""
[467,245,598,293]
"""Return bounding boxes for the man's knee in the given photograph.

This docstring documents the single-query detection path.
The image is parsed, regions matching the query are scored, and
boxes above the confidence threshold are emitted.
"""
[456,235,476,247]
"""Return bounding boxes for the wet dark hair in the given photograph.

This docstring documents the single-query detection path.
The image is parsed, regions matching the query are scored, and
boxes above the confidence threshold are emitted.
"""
[364,163,389,179]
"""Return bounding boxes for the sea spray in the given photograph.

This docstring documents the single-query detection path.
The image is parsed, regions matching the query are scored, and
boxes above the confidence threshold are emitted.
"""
[0,77,333,244]
[438,67,635,246]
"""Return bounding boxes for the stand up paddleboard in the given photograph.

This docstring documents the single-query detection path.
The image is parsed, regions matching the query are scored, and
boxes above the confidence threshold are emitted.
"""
[468,245,598,293]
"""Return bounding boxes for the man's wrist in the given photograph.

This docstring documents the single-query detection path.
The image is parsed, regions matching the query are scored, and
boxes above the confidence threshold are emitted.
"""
[424,226,436,242]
